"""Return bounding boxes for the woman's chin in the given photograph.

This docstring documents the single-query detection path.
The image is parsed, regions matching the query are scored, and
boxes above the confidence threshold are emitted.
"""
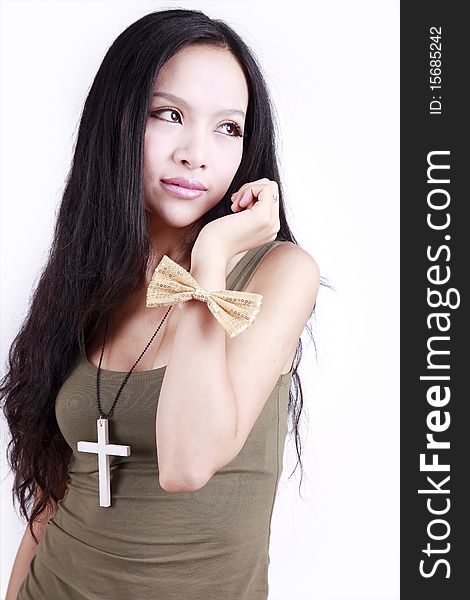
[145,205,205,227]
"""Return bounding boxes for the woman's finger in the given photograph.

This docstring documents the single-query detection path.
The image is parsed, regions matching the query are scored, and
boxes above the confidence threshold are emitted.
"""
[231,178,269,203]
[231,180,278,212]
[239,187,256,206]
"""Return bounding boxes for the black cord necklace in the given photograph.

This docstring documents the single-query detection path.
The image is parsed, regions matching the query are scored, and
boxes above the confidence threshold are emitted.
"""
[96,306,173,419]
[77,304,173,507]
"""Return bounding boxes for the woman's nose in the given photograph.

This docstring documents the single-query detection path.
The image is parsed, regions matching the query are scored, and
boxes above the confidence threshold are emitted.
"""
[173,132,208,169]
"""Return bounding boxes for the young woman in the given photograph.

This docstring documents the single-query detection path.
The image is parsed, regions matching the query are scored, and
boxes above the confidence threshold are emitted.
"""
[2,8,324,599]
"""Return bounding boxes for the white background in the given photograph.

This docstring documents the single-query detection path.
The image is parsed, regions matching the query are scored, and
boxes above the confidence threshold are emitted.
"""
[0,1,400,599]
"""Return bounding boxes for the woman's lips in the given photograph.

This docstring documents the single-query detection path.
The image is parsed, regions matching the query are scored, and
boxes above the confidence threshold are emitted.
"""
[160,180,206,199]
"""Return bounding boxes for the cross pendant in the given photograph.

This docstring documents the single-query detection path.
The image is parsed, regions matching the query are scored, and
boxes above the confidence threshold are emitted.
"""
[77,418,131,507]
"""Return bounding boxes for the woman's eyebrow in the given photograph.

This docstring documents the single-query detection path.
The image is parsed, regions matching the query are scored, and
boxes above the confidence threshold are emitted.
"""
[152,91,245,119]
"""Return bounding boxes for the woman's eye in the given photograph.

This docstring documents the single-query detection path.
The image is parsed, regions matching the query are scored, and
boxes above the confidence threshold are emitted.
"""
[149,109,243,138]
[150,108,181,123]
[218,122,244,138]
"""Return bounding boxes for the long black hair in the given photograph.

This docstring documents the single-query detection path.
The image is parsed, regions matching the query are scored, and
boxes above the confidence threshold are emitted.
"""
[1,8,332,545]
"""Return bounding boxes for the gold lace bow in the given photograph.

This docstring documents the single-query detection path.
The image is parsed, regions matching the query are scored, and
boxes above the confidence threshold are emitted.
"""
[146,255,263,338]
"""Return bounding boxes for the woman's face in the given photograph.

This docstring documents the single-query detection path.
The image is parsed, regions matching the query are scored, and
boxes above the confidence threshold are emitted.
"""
[144,44,249,226]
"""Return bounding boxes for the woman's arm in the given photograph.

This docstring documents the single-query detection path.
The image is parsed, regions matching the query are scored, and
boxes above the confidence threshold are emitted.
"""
[157,246,236,493]
[156,239,319,494]
[5,482,67,600]
[5,521,43,600]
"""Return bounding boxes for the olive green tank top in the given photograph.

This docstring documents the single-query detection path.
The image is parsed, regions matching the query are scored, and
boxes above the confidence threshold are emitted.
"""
[18,240,293,600]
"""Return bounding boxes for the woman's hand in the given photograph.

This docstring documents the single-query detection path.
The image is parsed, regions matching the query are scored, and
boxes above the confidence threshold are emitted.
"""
[194,178,280,263]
